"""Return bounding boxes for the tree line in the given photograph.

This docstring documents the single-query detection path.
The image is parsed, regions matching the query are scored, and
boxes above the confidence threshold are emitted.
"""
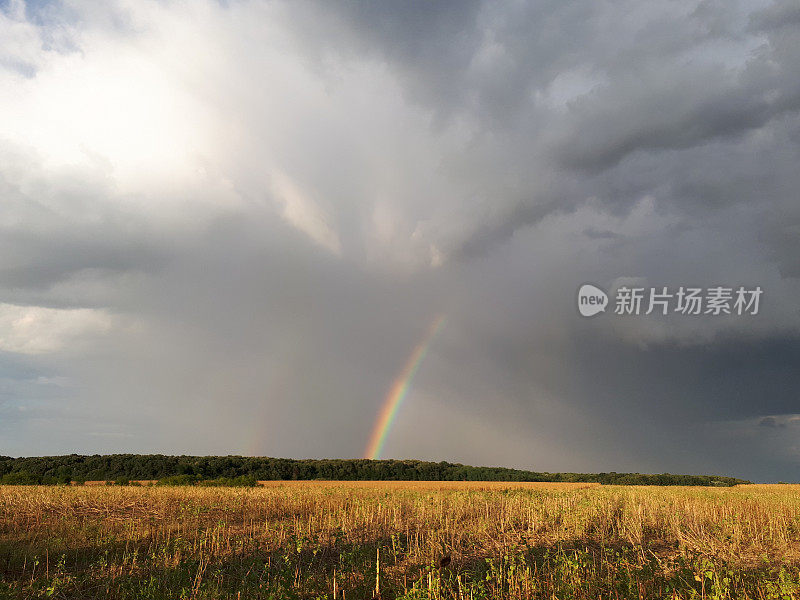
[0,454,750,486]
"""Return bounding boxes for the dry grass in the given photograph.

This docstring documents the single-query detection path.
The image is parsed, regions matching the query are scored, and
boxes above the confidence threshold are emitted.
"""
[255,480,602,490]
[1,482,799,598]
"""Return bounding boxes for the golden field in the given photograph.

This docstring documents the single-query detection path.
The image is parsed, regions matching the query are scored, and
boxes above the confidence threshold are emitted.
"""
[1,482,800,599]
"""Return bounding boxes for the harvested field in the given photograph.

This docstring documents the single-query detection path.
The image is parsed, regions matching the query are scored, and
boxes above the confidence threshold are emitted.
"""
[255,480,602,490]
[1,482,799,598]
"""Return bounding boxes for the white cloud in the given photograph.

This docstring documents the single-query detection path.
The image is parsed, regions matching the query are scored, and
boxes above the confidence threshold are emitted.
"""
[271,169,341,255]
[0,303,112,354]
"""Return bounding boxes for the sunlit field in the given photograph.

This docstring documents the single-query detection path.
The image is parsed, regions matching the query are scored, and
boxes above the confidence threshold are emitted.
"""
[2,482,800,599]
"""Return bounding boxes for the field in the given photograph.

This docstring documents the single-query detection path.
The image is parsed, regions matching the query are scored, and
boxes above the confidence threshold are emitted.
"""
[1,482,800,599]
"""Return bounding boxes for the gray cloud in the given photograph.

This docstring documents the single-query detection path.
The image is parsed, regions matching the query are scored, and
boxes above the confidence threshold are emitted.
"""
[284,0,800,261]
[0,0,799,481]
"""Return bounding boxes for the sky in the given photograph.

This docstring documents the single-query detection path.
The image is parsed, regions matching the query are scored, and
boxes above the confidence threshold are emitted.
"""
[1,0,799,482]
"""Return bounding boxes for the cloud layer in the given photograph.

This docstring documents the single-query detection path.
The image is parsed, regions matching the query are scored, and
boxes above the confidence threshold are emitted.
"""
[1,0,798,481]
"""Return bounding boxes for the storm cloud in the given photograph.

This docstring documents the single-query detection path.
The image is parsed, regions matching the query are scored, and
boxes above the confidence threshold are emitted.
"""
[1,0,798,481]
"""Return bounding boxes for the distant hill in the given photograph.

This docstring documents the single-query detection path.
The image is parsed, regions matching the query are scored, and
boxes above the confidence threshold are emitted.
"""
[0,454,750,486]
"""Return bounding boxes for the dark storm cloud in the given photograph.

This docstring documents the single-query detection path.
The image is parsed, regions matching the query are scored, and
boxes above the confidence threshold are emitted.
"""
[749,0,800,32]
[1,0,799,480]
[287,0,800,266]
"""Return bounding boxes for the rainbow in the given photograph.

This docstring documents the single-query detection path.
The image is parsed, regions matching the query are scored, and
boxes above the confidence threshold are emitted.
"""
[364,315,446,460]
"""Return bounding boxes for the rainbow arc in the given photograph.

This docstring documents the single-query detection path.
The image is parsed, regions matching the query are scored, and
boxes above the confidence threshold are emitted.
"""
[364,315,446,460]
